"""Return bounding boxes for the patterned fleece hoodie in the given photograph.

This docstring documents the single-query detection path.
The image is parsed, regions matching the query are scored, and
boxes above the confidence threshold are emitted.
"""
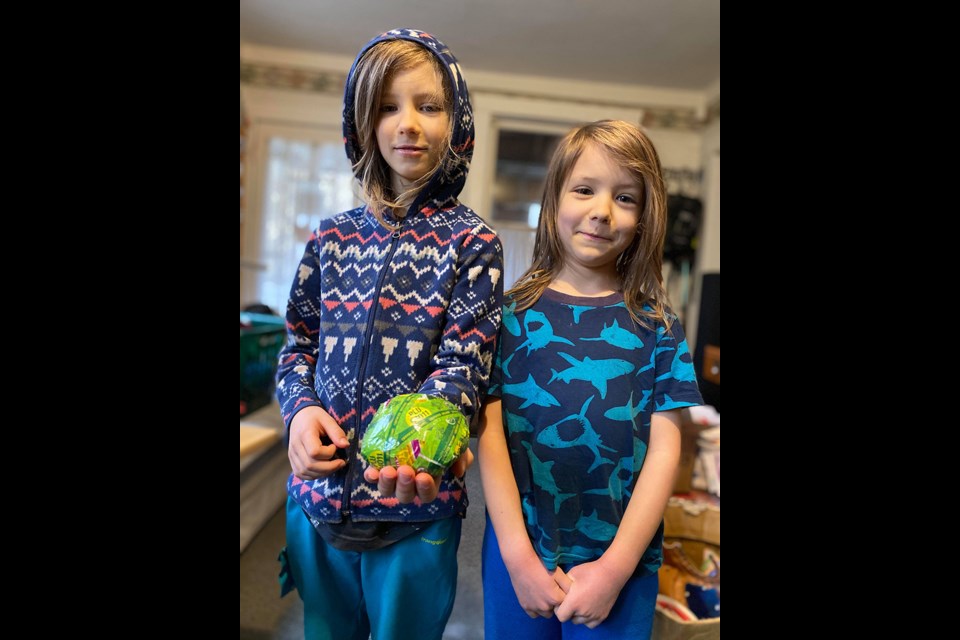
[276,28,503,524]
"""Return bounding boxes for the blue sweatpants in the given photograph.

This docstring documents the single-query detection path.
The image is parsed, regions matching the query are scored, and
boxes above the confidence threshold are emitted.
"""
[481,512,657,640]
[281,497,462,640]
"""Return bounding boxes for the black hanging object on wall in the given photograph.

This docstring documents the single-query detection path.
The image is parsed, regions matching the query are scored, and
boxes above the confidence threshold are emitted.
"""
[663,195,702,267]
[693,273,720,411]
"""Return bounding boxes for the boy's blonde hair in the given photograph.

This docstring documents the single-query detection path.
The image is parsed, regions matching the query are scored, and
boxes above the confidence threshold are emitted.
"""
[351,40,454,227]
[509,120,672,329]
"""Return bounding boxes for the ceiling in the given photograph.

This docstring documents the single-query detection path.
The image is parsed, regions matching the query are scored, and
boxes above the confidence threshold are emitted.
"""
[240,0,720,92]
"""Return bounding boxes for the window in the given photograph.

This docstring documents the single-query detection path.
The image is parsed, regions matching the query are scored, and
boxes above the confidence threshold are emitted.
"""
[491,130,561,227]
[242,125,360,315]
[489,127,563,289]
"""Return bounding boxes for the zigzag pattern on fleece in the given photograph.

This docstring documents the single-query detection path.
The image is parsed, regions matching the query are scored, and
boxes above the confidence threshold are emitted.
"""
[277,203,503,523]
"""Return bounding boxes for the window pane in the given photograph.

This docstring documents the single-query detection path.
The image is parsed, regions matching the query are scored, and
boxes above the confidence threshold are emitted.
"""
[491,130,561,289]
[257,136,359,316]
[491,130,560,227]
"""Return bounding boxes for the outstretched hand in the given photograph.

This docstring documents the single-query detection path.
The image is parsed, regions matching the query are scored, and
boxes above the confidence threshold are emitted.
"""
[364,446,474,504]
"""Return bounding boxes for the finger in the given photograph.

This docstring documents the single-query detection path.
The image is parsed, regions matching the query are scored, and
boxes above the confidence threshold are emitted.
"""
[299,429,338,461]
[292,462,316,481]
[364,466,381,483]
[415,472,439,503]
[555,601,572,623]
[289,444,303,475]
[585,619,601,629]
[550,586,567,608]
[395,466,417,503]
[377,465,398,496]
[305,441,340,462]
[316,413,349,448]
[553,568,574,594]
[305,457,345,477]
[290,442,316,478]
[295,457,343,480]
[450,447,475,477]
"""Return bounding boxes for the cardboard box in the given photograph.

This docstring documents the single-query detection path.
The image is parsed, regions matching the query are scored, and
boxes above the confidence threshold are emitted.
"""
[663,497,719,546]
[652,614,720,640]
[653,498,720,640]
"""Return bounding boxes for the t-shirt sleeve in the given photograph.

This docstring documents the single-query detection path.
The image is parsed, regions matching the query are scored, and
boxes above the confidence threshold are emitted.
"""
[653,317,704,411]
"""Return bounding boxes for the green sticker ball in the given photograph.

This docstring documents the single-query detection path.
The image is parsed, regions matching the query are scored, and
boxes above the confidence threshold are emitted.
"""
[361,393,470,476]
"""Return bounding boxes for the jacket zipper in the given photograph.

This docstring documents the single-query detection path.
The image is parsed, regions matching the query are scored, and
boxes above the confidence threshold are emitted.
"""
[341,216,405,518]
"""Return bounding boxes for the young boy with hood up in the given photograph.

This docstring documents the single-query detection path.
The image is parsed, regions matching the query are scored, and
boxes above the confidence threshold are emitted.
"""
[275,28,503,640]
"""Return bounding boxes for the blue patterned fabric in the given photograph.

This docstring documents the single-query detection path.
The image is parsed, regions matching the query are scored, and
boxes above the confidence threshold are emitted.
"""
[276,29,503,526]
[488,288,701,576]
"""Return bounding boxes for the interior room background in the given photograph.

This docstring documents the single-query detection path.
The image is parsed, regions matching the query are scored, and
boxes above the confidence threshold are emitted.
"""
[240,44,719,347]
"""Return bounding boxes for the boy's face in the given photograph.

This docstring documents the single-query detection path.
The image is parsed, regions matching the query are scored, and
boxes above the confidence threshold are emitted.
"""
[556,143,641,281]
[376,63,450,195]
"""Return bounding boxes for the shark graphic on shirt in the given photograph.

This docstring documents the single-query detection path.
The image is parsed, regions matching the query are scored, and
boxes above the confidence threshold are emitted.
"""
[502,374,561,409]
[502,301,521,336]
[517,310,575,354]
[564,304,594,324]
[655,339,698,383]
[536,395,616,473]
[559,510,619,541]
[584,451,639,501]
[522,497,542,532]
[581,319,645,350]
[603,390,652,423]
[521,441,575,513]
[501,351,516,379]
[548,352,635,399]
[505,409,535,433]
[637,329,675,376]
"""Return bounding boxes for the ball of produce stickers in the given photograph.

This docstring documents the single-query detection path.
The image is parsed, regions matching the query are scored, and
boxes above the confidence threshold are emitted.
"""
[360,393,469,476]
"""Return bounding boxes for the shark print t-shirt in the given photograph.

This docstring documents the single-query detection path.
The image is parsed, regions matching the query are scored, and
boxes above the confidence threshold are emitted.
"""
[488,288,702,576]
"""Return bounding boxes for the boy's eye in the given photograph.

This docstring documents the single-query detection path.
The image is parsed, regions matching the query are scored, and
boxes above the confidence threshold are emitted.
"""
[617,194,639,204]
[573,187,593,195]
[380,104,398,113]
[420,104,443,113]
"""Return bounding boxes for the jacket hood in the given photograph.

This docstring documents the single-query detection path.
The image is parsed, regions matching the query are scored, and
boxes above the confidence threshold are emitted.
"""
[342,28,475,212]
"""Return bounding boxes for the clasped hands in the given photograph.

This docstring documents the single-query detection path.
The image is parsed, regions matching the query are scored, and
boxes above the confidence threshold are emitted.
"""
[510,554,621,629]
[288,405,474,503]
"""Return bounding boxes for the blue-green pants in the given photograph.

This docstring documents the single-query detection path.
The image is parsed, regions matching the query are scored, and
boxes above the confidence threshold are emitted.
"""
[281,497,462,640]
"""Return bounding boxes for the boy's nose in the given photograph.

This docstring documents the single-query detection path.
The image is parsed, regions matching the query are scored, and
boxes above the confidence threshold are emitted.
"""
[591,197,612,221]
[398,109,420,135]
